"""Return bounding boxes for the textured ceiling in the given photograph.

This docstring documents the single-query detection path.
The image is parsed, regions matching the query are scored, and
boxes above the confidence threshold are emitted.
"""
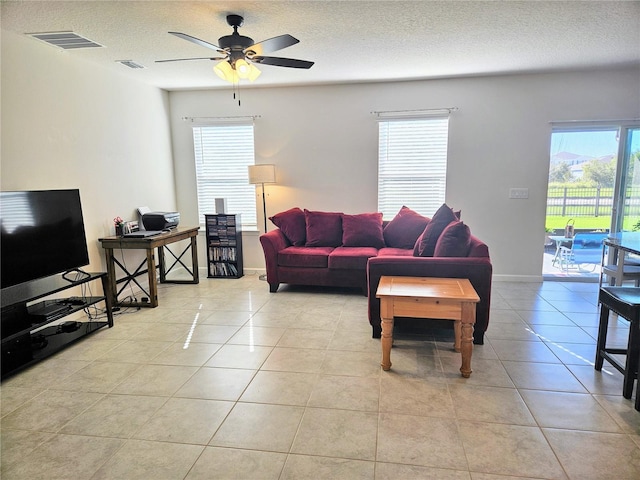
[2,1,639,91]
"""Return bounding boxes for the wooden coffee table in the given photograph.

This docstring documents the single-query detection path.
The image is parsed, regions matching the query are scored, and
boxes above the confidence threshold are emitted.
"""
[376,276,480,377]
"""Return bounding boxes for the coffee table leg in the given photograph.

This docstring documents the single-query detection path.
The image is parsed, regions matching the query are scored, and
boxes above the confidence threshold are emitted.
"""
[380,298,394,371]
[453,320,461,352]
[460,302,476,378]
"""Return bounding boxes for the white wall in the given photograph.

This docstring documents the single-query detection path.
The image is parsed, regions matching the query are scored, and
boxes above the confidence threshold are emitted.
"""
[169,67,640,281]
[1,30,177,273]
[3,26,638,281]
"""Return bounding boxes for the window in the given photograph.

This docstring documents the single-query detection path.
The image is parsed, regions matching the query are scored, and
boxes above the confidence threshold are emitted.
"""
[192,123,257,228]
[377,116,449,219]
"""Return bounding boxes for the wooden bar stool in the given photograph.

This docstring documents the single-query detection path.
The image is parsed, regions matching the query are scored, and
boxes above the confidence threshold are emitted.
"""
[595,287,640,402]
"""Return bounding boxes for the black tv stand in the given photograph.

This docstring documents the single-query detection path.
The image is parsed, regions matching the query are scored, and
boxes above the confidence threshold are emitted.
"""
[1,272,113,379]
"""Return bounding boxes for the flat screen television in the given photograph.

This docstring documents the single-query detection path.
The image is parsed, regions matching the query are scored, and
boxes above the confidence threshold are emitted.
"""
[1,189,90,289]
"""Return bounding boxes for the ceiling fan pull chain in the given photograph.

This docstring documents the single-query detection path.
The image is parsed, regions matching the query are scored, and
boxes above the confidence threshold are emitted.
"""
[232,81,241,107]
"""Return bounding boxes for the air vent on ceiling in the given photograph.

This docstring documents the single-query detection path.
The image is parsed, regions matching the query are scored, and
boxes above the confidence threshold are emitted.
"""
[117,60,145,69]
[28,31,103,49]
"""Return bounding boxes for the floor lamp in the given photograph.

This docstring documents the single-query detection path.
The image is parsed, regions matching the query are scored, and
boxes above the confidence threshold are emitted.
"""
[248,164,276,234]
[248,164,276,281]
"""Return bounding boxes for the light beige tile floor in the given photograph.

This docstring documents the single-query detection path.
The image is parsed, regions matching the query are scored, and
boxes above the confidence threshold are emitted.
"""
[2,274,640,479]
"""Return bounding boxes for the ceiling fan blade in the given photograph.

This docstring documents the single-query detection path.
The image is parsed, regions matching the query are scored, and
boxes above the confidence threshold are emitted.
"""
[155,57,226,63]
[252,56,314,69]
[168,32,222,52]
[246,34,299,56]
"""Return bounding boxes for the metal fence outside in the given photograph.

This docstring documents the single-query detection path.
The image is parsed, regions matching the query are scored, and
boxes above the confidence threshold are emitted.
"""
[546,186,640,217]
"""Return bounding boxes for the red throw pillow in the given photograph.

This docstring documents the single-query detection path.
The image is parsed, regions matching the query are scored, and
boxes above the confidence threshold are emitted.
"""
[413,203,458,257]
[304,210,343,247]
[342,213,385,248]
[383,206,430,249]
[434,221,472,257]
[269,208,306,246]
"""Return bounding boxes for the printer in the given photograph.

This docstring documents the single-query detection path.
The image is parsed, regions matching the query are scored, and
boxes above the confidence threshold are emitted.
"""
[141,211,180,230]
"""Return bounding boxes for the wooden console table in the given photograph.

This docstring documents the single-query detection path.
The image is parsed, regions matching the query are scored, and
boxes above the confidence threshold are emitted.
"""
[376,276,480,377]
[99,226,199,308]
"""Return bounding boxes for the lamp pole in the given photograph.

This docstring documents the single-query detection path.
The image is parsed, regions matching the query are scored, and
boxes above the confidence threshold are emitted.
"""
[247,164,276,234]
[260,182,268,233]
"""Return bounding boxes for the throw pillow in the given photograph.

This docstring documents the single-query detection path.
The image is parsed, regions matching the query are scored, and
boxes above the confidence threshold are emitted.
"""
[269,207,306,246]
[383,206,430,249]
[342,212,385,248]
[434,221,472,257]
[304,210,343,247]
[413,203,458,257]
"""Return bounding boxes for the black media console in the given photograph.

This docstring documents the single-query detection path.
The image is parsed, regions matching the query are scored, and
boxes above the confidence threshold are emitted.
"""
[1,272,114,379]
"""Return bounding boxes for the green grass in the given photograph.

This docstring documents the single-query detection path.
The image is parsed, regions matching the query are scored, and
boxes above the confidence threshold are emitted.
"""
[545,216,640,232]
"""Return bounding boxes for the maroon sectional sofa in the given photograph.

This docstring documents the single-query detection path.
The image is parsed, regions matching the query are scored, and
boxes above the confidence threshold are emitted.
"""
[259,205,492,344]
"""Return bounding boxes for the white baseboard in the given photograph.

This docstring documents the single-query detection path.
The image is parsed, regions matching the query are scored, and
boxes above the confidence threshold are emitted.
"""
[492,274,543,283]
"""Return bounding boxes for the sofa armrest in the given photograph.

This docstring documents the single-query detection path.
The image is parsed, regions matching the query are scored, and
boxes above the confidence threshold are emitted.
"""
[367,256,493,344]
[259,229,291,290]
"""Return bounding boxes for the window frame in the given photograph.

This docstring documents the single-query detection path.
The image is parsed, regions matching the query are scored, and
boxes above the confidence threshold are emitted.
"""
[191,121,257,230]
[377,114,450,219]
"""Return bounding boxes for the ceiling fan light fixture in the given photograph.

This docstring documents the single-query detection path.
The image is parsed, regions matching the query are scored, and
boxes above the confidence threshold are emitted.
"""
[234,59,261,82]
[214,60,236,82]
[164,13,310,88]
[246,62,261,82]
[235,59,251,78]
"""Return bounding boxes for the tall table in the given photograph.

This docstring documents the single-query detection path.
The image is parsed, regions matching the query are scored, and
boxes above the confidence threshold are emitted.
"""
[99,226,199,308]
[602,232,640,287]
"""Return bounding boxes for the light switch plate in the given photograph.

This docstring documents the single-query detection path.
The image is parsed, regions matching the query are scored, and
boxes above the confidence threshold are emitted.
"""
[509,188,529,199]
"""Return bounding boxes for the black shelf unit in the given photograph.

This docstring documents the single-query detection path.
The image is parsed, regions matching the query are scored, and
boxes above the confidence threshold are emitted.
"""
[1,272,113,379]
[205,214,243,278]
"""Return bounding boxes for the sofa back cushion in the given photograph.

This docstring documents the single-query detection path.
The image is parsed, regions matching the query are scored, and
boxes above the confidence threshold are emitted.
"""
[269,208,306,246]
[304,210,343,247]
[434,221,472,257]
[414,203,458,257]
[342,212,385,248]
[383,206,430,249]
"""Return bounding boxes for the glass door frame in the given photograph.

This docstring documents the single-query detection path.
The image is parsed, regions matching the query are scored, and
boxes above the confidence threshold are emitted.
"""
[611,123,640,234]
[543,121,638,280]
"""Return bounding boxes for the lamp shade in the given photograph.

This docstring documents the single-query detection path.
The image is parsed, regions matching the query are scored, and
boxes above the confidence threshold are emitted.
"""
[248,164,276,184]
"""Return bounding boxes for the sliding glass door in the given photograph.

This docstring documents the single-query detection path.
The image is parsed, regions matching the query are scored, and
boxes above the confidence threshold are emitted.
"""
[544,124,639,278]
[612,127,640,233]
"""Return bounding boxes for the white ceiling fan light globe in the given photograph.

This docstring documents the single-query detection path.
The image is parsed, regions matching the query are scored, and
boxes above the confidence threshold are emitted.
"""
[235,59,251,79]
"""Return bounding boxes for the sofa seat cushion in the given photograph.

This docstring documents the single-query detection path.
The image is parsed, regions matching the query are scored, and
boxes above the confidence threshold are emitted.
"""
[328,246,379,270]
[377,247,414,257]
[278,246,334,268]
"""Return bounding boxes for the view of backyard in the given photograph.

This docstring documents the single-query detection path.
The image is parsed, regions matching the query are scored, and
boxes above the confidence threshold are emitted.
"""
[543,128,640,278]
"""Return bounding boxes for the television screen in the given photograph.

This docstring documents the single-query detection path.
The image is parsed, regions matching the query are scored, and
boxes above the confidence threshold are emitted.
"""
[1,189,90,289]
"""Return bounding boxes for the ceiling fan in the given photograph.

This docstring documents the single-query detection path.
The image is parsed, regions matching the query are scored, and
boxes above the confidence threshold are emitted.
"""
[156,14,314,82]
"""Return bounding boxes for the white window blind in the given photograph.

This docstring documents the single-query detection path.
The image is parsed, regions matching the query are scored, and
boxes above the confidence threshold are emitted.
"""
[377,116,449,219]
[192,123,257,228]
